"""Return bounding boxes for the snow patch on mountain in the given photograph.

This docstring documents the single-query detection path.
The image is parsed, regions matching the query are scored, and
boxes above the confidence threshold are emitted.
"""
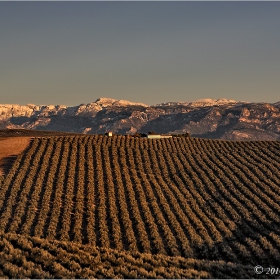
[94,98,148,107]
[156,98,238,107]
[189,98,237,107]
[94,98,118,106]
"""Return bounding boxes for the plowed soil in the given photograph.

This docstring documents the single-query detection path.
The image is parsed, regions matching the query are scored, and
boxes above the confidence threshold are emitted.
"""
[0,137,31,175]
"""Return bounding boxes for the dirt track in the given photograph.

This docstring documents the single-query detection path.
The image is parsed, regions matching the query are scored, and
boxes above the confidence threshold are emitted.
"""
[0,137,32,176]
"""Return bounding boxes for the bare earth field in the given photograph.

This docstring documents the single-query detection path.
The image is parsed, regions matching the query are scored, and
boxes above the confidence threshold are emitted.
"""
[0,137,31,175]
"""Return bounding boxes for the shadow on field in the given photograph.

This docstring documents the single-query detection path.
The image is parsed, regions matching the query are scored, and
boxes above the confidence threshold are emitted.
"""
[0,155,18,175]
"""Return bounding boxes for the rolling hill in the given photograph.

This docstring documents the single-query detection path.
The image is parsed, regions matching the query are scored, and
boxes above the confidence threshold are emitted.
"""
[0,133,279,278]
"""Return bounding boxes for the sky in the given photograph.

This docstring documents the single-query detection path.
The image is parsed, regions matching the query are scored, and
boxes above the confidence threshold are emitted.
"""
[0,2,279,106]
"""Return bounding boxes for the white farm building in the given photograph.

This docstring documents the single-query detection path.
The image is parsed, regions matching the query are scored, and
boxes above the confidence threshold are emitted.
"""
[147,135,172,139]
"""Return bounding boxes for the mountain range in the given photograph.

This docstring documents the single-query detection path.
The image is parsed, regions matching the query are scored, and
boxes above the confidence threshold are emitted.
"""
[0,97,279,140]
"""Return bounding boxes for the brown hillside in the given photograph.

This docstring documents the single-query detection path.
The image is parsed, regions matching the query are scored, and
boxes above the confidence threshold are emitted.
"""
[0,137,31,175]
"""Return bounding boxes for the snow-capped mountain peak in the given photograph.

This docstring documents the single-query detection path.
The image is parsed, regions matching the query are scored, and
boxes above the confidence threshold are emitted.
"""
[155,98,237,107]
[94,97,148,107]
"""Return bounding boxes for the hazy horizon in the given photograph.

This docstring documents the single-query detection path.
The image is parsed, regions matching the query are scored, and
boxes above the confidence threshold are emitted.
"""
[1,2,279,106]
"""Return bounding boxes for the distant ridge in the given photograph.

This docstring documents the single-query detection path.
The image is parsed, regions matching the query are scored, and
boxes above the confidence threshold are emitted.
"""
[0,97,279,140]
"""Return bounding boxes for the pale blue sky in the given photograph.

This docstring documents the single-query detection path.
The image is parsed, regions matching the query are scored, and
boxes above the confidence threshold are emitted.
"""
[0,2,279,106]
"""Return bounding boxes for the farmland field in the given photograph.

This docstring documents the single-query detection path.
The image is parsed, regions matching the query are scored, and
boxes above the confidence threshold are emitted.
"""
[0,134,279,278]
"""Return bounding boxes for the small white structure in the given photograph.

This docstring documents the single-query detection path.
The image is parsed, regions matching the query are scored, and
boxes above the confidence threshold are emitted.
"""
[147,134,161,139]
[147,134,172,139]
[108,131,113,137]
